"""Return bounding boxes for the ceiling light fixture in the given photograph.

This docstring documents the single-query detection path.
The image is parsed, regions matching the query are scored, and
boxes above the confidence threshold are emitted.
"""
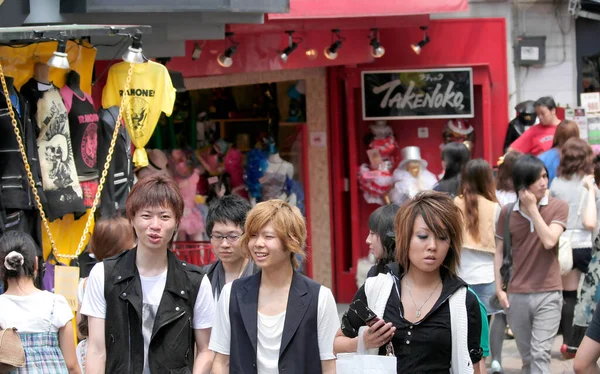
[369,28,385,58]
[217,32,239,68]
[411,26,430,55]
[192,41,203,61]
[122,32,145,64]
[324,29,344,60]
[280,30,299,63]
[47,38,70,69]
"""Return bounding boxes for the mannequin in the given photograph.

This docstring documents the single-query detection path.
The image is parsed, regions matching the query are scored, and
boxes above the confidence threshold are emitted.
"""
[389,146,437,205]
[34,63,50,84]
[66,71,84,98]
[253,151,296,206]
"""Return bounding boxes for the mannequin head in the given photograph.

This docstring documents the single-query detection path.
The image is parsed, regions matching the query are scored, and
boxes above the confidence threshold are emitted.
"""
[406,161,421,178]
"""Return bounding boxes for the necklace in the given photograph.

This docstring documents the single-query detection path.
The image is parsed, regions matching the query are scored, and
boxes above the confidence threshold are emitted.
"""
[404,277,441,318]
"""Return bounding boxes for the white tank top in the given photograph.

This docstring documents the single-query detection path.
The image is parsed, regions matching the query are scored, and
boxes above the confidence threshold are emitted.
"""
[256,311,286,374]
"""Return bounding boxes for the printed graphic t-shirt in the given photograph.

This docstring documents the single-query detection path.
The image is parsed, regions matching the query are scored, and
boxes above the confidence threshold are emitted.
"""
[102,61,176,167]
[509,123,557,156]
[21,79,85,220]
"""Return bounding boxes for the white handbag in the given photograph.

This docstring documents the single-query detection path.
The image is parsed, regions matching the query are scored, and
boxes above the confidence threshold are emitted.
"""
[558,192,586,275]
[336,352,396,374]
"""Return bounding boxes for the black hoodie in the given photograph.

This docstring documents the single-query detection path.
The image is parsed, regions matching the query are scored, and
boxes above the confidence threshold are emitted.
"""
[342,263,482,373]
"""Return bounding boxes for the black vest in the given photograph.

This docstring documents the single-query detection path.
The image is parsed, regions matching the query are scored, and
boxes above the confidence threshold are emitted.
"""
[229,271,322,374]
[103,248,204,374]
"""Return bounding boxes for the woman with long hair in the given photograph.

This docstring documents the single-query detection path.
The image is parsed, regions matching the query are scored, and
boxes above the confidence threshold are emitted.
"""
[538,119,580,186]
[0,231,80,373]
[454,159,501,373]
[496,151,523,207]
[366,204,401,277]
[455,160,501,303]
[335,191,483,373]
[489,150,522,374]
[551,138,596,358]
[434,142,471,197]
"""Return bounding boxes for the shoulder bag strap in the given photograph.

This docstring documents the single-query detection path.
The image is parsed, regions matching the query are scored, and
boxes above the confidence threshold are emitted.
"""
[501,202,516,290]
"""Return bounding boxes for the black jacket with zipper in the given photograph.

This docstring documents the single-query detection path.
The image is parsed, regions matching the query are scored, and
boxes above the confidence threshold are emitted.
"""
[103,248,205,374]
[0,90,46,211]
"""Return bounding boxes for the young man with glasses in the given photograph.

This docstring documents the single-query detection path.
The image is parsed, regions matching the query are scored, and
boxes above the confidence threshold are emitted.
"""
[204,195,258,300]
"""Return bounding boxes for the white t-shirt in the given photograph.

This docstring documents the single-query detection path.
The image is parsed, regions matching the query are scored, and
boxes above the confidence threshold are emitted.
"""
[209,282,338,373]
[81,262,215,373]
[458,203,502,285]
[0,291,73,332]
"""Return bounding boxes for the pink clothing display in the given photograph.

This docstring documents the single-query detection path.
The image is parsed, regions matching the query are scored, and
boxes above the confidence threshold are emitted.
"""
[177,169,205,237]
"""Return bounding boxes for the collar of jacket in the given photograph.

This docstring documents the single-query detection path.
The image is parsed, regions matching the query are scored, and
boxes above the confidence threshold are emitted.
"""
[112,247,190,299]
[237,270,312,358]
[110,247,192,339]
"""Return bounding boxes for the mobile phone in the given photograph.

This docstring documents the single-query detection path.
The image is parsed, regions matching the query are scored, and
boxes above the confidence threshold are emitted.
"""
[349,299,380,327]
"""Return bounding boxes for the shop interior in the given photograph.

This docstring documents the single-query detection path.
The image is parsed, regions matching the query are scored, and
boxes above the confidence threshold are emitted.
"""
[146,80,309,268]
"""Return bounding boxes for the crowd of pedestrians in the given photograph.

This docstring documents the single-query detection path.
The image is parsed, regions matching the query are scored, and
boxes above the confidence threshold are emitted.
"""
[6,94,600,373]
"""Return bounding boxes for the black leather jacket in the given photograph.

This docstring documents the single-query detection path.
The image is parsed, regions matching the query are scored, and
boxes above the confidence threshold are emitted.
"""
[103,248,205,374]
[0,90,46,211]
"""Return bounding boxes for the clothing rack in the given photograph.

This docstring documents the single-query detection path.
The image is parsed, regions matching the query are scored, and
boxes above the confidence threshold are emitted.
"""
[0,24,151,43]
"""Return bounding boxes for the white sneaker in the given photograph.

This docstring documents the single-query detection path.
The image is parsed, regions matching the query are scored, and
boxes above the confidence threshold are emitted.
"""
[491,360,502,374]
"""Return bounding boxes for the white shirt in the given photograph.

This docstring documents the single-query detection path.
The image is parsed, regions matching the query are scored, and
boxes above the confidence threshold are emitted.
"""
[495,190,517,207]
[0,291,73,333]
[209,282,339,372]
[81,262,215,373]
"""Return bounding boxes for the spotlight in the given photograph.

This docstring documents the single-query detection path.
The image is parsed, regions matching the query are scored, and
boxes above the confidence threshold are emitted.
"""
[324,29,344,60]
[411,26,430,55]
[217,32,239,68]
[280,31,299,62]
[47,39,70,69]
[122,32,144,64]
[305,48,318,61]
[192,41,203,61]
[369,28,385,58]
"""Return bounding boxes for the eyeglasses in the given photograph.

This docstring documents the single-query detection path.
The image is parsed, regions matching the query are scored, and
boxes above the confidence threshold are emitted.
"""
[209,234,242,243]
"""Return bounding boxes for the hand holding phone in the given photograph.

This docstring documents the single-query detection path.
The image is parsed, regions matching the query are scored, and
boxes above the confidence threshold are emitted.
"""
[350,299,380,326]
[349,300,396,349]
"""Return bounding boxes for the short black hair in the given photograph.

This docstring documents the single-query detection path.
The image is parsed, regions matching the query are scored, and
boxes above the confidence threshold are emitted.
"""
[206,195,252,235]
[0,231,38,291]
[512,154,548,191]
[534,96,557,111]
[368,203,400,271]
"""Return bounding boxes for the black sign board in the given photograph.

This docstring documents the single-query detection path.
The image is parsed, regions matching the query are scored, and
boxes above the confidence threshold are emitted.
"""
[362,68,474,120]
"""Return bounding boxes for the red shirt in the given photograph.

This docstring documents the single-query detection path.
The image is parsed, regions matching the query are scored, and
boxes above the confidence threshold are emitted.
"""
[509,124,557,156]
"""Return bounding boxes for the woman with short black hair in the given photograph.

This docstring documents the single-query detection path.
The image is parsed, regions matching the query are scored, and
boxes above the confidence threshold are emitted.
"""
[366,203,400,277]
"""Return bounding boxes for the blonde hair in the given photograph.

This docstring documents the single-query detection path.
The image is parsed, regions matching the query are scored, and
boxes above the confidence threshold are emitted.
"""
[240,199,307,269]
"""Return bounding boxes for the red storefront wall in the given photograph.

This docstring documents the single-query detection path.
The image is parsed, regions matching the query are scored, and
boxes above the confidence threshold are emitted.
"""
[329,18,509,302]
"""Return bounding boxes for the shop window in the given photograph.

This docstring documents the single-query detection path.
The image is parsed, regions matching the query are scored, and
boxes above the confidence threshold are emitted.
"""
[144,80,308,269]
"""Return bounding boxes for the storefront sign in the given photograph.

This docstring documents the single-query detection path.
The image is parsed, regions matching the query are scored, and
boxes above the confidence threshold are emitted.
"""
[362,68,474,120]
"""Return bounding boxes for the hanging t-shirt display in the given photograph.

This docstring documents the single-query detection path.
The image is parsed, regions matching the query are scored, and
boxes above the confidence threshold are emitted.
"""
[61,86,99,208]
[21,79,84,220]
[102,61,176,168]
